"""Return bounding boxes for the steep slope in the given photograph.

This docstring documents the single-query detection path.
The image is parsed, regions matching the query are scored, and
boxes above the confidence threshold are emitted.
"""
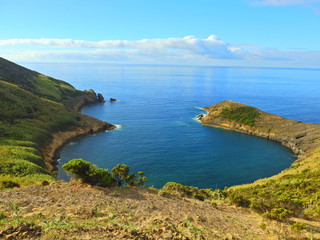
[0,58,114,186]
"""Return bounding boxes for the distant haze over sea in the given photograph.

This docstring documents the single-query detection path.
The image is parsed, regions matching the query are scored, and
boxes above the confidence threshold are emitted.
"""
[24,63,320,188]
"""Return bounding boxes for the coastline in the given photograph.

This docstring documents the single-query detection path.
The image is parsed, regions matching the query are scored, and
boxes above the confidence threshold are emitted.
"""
[200,100,320,157]
[41,92,115,175]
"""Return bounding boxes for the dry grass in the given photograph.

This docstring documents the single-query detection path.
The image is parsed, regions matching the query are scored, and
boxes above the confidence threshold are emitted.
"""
[0,181,309,239]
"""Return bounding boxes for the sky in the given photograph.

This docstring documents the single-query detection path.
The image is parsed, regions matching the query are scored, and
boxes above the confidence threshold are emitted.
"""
[1,0,320,68]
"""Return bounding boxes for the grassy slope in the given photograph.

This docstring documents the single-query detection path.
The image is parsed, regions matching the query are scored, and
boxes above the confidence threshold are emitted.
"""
[0,58,102,187]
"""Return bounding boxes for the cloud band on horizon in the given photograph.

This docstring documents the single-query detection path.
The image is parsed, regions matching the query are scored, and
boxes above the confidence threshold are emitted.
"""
[0,36,320,68]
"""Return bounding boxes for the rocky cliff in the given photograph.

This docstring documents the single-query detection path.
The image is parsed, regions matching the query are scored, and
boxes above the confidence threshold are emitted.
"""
[201,100,320,156]
[71,89,105,112]
[42,113,115,173]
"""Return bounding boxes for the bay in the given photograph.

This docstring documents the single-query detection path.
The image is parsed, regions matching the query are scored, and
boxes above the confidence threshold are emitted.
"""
[23,63,320,188]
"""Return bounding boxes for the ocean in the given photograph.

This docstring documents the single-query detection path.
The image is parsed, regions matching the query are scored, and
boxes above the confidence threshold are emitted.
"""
[23,63,320,189]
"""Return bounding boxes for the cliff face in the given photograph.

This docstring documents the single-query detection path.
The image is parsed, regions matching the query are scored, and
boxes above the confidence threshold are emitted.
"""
[70,89,105,112]
[42,113,115,173]
[201,100,320,156]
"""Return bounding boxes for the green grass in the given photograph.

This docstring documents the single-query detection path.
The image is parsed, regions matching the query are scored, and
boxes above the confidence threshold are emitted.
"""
[0,57,97,186]
[226,170,320,221]
[220,106,260,127]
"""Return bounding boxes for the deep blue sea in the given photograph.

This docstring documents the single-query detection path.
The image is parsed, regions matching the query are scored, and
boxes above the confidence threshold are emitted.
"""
[23,63,320,189]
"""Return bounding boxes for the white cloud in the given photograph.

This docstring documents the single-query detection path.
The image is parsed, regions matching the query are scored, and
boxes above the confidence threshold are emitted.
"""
[0,36,236,58]
[1,36,320,68]
[253,0,320,6]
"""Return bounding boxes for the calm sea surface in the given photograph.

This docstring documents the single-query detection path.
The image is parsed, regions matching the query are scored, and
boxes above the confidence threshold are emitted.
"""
[23,63,320,188]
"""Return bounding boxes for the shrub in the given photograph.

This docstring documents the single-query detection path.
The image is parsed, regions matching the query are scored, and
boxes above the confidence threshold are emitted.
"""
[62,158,113,187]
[111,164,130,186]
[262,208,293,221]
[228,192,251,207]
[194,194,205,201]
[259,222,267,230]
[162,182,213,201]
[63,160,147,188]
[290,222,306,233]
[1,180,20,189]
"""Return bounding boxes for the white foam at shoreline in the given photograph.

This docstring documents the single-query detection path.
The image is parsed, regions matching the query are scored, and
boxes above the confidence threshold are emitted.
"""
[194,106,208,114]
[193,106,208,123]
[115,124,122,130]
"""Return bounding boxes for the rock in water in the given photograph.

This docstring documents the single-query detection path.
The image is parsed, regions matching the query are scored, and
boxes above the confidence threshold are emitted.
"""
[197,114,204,120]
[97,93,105,103]
[110,98,117,102]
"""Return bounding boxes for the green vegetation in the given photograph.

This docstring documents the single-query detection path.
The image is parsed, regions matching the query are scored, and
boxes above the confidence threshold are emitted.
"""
[221,106,260,127]
[62,159,113,187]
[160,182,225,202]
[0,57,99,186]
[62,159,147,187]
[226,170,320,221]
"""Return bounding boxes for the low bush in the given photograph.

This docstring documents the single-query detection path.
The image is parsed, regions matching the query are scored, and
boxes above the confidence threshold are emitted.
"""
[262,208,293,221]
[62,158,113,187]
[228,191,251,207]
[1,180,20,189]
[63,159,148,188]
[162,182,213,201]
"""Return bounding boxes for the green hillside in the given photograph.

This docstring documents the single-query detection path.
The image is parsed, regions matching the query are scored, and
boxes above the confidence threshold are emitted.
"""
[0,58,109,187]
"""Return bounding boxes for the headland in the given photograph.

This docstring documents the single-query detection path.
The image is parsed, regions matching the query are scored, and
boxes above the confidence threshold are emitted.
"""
[200,100,320,157]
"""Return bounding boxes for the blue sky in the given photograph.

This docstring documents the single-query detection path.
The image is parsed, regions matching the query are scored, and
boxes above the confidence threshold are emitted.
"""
[1,0,320,67]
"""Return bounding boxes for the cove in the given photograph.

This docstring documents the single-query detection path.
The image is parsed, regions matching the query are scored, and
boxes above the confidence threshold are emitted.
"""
[21,63,316,189]
[58,104,295,189]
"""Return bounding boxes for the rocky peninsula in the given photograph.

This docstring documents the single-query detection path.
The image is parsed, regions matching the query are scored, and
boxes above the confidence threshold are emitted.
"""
[201,100,320,157]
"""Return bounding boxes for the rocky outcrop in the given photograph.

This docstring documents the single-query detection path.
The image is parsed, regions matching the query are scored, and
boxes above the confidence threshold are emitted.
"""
[71,90,105,112]
[97,93,105,103]
[201,100,320,157]
[42,114,115,174]
[196,114,204,120]
[110,98,117,102]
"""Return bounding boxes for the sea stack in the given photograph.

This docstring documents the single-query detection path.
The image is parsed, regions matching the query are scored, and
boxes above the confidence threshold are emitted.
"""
[97,93,105,103]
